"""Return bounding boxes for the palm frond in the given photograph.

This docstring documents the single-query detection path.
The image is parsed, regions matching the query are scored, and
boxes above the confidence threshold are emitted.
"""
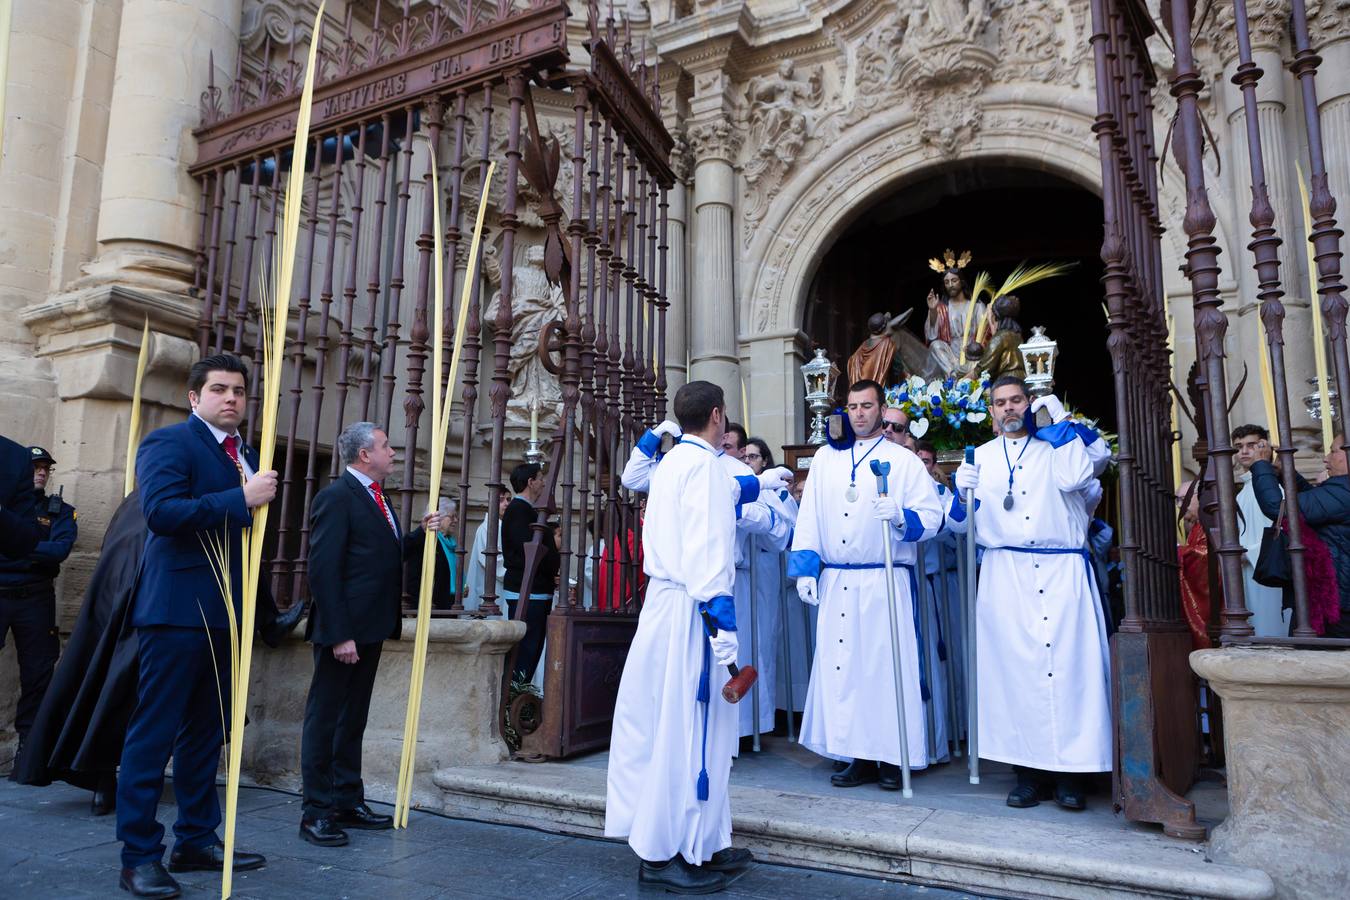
[993,261,1075,299]
[124,319,151,497]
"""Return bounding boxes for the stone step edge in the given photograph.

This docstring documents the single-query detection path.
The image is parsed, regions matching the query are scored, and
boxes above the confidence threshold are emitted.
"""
[430,766,1274,900]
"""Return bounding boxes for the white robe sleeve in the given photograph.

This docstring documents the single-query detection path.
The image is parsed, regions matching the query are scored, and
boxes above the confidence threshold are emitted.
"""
[787,454,824,578]
[892,452,945,543]
[621,439,659,492]
[1051,431,1095,495]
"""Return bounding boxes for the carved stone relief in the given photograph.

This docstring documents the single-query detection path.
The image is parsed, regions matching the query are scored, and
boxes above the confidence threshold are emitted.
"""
[1210,0,1291,64]
[742,60,826,227]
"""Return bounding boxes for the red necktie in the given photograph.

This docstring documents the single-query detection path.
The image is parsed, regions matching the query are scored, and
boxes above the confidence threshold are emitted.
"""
[222,436,245,483]
[369,482,395,533]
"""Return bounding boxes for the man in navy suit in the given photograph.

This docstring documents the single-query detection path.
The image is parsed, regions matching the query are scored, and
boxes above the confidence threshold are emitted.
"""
[115,354,277,898]
[299,421,442,846]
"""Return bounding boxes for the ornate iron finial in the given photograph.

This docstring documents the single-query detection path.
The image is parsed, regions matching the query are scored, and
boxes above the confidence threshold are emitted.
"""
[587,0,599,40]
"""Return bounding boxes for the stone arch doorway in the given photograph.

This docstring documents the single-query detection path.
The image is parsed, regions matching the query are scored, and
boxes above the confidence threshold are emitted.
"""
[804,163,1112,429]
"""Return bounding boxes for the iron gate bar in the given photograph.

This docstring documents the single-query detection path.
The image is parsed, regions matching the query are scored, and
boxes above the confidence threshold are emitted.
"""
[1230,0,1314,638]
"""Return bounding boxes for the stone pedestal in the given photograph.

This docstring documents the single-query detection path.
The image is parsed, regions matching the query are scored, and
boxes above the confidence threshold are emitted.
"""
[242,617,525,812]
[1190,646,1350,899]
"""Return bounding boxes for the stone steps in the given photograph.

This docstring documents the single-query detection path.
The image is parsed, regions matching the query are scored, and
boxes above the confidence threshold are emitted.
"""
[430,762,1275,900]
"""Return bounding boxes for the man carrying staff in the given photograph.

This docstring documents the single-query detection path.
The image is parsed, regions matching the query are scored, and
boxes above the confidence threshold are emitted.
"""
[953,376,1111,810]
[605,381,760,894]
[789,379,943,790]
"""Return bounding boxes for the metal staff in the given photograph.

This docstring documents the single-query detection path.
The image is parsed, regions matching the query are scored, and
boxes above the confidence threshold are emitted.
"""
[748,544,762,752]
[915,545,939,761]
[935,539,962,759]
[870,459,913,798]
[963,446,980,785]
[778,548,797,742]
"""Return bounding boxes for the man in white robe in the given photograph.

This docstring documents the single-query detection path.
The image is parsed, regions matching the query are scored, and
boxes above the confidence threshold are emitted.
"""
[1233,424,1290,636]
[605,381,759,893]
[953,377,1111,810]
[623,422,794,744]
[790,379,944,789]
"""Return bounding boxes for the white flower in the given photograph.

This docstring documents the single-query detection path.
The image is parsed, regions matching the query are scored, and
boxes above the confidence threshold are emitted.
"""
[966,411,987,424]
[910,417,931,437]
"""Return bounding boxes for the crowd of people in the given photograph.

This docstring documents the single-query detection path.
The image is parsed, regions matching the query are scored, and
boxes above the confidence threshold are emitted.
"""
[5,349,1348,898]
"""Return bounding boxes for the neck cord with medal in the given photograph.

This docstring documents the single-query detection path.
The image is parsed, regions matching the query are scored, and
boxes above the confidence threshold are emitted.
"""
[1001,433,1032,510]
[845,435,886,503]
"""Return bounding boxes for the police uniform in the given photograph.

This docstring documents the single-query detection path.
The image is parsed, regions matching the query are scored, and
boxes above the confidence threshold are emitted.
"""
[0,447,77,750]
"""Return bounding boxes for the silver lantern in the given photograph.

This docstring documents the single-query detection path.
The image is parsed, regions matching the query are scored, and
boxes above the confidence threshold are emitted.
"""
[1018,325,1059,397]
[801,347,839,445]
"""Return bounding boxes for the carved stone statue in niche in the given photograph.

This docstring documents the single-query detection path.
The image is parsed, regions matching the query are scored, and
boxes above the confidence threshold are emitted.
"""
[485,244,565,429]
[744,60,823,190]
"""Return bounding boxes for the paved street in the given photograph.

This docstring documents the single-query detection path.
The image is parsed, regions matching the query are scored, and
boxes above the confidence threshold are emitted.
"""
[0,779,984,899]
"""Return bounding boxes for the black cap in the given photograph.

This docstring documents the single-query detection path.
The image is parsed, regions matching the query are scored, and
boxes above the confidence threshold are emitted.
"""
[29,446,55,466]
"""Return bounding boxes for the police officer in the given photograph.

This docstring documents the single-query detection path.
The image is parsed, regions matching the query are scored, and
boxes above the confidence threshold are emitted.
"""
[0,447,77,774]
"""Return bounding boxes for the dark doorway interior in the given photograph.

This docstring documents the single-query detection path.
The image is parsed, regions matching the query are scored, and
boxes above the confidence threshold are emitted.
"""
[804,165,1114,430]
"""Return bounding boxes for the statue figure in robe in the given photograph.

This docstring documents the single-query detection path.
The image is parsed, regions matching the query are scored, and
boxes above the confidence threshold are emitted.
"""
[970,294,1024,382]
[485,244,565,428]
[846,309,913,387]
[924,249,988,378]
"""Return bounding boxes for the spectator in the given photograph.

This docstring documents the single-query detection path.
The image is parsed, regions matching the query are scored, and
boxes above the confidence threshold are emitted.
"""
[1232,425,1289,636]
[1250,436,1349,637]
[501,463,559,681]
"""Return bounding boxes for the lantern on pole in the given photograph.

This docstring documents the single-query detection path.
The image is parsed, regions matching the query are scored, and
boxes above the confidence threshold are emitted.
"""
[801,347,839,445]
[1018,325,1059,398]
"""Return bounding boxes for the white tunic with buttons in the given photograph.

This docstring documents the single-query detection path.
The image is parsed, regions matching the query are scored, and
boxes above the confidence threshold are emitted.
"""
[792,437,944,767]
[969,430,1112,772]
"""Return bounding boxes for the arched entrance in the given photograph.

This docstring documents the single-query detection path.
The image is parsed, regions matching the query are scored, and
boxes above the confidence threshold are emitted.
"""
[804,164,1113,428]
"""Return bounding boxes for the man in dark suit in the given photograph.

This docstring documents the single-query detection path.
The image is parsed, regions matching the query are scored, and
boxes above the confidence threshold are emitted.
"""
[501,462,559,682]
[300,421,442,847]
[115,354,277,899]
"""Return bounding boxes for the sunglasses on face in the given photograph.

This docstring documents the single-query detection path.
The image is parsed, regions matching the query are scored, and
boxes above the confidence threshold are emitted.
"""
[881,421,908,432]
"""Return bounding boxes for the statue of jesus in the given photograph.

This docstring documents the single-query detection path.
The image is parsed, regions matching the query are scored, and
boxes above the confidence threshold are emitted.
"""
[924,249,987,377]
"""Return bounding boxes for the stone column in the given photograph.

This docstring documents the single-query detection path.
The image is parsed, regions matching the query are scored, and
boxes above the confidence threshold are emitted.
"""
[16,0,245,613]
[688,116,743,421]
[662,139,691,399]
[1191,646,1350,899]
[86,0,243,290]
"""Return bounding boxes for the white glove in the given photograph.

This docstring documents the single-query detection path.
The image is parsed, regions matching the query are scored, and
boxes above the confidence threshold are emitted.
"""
[1030,394,1069,424]
[653,420,682,439]
[797,576,818,606]
[955,462,980,493]
[709,630,739,667]
[871,496,902,525]
[759,465,793,493]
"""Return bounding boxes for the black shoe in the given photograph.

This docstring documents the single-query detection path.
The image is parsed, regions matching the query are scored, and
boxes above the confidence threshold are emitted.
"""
[706,847,753,872]
[830,759,879,788]
[638,857,727,894]
[831,759,851,773]
[1054,779,1087,811]
[91,783,116,817]
[260,601,304,647]
[118,861,181,898]
[335,802,393,830]
[1006,783,1041,808]
[878,762,901,791]
[299,817,349,847]
[167,840,265,873]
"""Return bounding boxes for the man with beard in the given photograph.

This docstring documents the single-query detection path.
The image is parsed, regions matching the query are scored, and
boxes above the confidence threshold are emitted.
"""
[789,379,943,789]
[953,376,1110,811]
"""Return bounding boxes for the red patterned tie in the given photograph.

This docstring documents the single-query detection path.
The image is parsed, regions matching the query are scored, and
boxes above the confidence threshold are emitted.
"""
[369,482,395,533]
[222,436,245,484]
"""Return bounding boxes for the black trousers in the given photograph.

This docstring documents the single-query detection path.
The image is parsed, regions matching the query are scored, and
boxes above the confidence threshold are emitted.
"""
[300,641,383,819]
[506,597,550,683]
[0,582,59,736]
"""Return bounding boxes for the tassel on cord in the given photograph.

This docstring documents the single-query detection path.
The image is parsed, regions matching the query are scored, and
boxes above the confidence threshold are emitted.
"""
[696,620,711,801]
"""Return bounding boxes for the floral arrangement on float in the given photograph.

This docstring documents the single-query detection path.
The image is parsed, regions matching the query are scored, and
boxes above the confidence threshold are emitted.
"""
[886,372,993,454]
